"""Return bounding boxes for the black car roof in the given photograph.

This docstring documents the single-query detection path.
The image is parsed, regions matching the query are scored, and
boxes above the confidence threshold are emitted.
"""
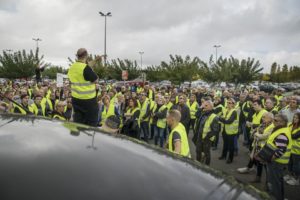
[0,114,269,200]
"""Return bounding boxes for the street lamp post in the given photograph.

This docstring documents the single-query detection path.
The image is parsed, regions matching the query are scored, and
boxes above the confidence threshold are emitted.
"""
[213,45,221,64]
[99,11,112,67]
[139,51,144,68]
[32,38,42,49]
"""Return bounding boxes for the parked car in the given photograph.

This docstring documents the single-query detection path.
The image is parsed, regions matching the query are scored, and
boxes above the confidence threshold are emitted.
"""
[0,114,269,200]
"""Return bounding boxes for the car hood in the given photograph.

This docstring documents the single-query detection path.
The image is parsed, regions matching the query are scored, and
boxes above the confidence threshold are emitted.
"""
[0,114,269,200]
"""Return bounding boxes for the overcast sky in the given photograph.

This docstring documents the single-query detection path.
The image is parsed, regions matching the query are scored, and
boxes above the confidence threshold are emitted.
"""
[1,0,300,72]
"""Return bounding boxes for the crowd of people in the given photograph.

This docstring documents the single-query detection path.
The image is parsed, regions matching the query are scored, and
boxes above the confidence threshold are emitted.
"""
[0,78,300,200]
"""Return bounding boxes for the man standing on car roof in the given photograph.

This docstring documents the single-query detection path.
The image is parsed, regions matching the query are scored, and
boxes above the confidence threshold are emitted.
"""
[68,48,102,127]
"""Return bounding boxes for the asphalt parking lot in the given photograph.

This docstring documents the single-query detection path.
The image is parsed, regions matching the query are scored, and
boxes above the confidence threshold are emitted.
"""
[187,133,299,200]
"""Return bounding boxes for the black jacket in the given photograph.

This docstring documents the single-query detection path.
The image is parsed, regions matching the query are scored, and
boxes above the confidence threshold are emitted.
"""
[193,110,220,144]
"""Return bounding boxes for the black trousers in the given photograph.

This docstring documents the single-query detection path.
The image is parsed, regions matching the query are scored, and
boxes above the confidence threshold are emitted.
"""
[196,139,212,165]
[72,97,98,127]
[267,162,285,200]
[221,133,235,161]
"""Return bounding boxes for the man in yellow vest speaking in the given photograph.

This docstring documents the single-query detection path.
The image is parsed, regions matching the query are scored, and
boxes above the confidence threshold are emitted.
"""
[68,48,101,127]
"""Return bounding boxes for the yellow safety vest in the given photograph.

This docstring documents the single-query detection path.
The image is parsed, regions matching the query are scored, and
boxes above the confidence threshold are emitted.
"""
[187,101,198,119]
[148,89,153,100]
[215,104,225,117]
[289,125,300,155]
[168,123,191,158]
[101,104,115,125]
[150,101,157,124]
[139,100,149,122]
[53,114,66,121]
[156,105,167,129]
[166,102,173,110]
[252,109,267,126]
[241,101,250,118]
[30,103,46,116]
[137,100,141,109]
[28,89,33,98]
[266,127,292,164]
[258,123,275,147]
[137,87,143,94]
[274,95,283,106]
[68,62,96,99]
[2,101,14,113]
[126,107,140,115]
[202,113,217,141]
[223,109,239,135]
[14,104,33,115]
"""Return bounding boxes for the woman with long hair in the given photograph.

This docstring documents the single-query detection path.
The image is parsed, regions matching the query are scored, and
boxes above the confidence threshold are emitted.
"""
[122,98,140,138]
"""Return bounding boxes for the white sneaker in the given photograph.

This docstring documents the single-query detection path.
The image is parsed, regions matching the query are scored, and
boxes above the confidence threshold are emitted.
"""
[283,174,292,182]
[237,167,251,174]
[286,178,299,186]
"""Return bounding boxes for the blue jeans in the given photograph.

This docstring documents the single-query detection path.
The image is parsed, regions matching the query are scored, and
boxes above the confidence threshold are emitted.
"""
[154,125,165,147]
[140,121,149,143]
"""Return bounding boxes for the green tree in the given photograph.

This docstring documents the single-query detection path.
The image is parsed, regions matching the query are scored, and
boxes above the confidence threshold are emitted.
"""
[200,55,262,84]
[106,59,140,80]
[0,48,47,79]
[43,66,67,79]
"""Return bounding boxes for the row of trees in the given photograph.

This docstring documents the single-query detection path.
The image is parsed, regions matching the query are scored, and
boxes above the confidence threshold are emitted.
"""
[1,49,299,84]
[268,62,300,83]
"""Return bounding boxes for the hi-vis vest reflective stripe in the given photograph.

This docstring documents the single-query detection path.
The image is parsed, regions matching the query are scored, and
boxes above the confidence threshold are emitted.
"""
[30,103,46,116]
[168,123,191,158]
[252,109,267,126]
[101,104,115,125]
[258,123,275,148]
[68,62,96,99]
[53,114,66,121]
[157,105,167,129]
[224,109,239,135]
[290,125,300,155]
[139,100,149,122]
[266,127,292,164]
[187,101,198,119]
[14,104,33,115]
[202,113,217,142]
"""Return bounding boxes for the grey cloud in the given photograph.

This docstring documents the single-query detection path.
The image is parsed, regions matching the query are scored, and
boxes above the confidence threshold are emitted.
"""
[0,0,299,71]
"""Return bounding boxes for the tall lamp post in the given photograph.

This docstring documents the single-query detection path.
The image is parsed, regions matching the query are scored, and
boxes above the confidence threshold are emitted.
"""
[32,38,42,49]
[139,51,144,68]
[99,11,112,67]
[213,45,221,64]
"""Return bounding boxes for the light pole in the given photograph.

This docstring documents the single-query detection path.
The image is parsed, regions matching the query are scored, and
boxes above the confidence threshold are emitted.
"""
[32,38,42,49]
[213,45,221,64]
[99,11,112,67]
[139,51,144,68]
